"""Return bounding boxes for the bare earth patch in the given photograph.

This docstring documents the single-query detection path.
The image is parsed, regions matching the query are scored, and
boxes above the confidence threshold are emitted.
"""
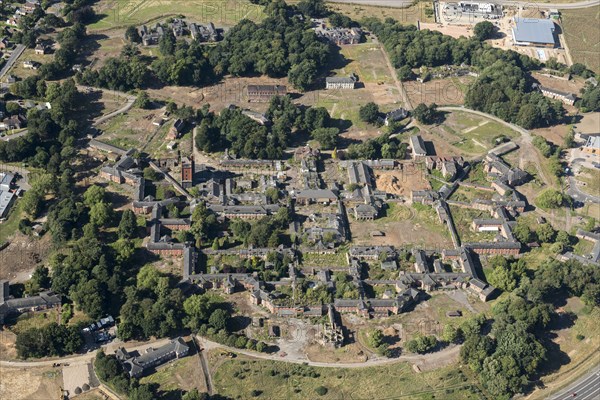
[0,233,53,282]
[375,167,431,197]
[0,366,63,400]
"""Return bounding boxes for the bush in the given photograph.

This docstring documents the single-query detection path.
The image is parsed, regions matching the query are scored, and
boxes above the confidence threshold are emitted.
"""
[315,386,328,396]
[405,334,438,354]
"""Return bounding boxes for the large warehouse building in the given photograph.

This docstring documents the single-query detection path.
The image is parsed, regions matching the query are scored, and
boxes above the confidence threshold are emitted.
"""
[512,17,557,47]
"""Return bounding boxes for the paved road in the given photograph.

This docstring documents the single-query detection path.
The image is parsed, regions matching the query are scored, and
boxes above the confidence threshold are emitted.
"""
[0,44,25,79]
[1,332,460,370]
[198,336,461,368]
[549,366,600,400]
[566,158,600,204]
[438,106,532,143]
[0,337,172,368]
[568,175,600,204]
[437,106,558,185]
[0,130,27,142]
[80,87,136,126]
[326,0,600,10]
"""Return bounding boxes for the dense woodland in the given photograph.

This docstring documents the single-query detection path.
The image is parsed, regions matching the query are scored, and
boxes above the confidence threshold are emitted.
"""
[195,96,338,158]
[3,2,600,399]
[460,258,599,399]
[77,0,331,91]
[363,18,568,128]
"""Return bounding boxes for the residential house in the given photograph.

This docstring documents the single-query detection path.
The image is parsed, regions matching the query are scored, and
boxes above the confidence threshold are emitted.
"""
[410,135,427,158]
[384,108,409,126]
[34,44,48,55]
[116,337,189,378]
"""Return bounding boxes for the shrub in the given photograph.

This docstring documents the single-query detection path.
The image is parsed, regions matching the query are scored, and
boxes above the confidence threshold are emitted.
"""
[315,386,328,396]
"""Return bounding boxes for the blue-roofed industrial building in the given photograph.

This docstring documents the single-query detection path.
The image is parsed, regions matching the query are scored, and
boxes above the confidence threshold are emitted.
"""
[512,17,556,47]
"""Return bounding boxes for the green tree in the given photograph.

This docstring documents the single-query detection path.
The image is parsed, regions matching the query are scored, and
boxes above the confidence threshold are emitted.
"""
[71,279,106,319]
[125,25,141,43]
[405,334,438,354]
[488,257,526,292]
[256,341,267,352]
[209,308,230,331]
[183,293,225,331]
[536,223,556,243]
[297,0,328,17]
[442,324,463,344]
[134,91,151,109]
[412,103,439,124]
[512,219,534,243]
[537,189,569,209]
[311,127,339,150]
[83,185,106,207]
[368,329,384,348]
[143,167,160,181]
[564,127,575,148]
[397,65,413,81]
[25,265,51,295]
[118,209,138,239]
[473,21,495,41]
[89,202,113,227]
[288,59,317,91]
[315,386,328,396]
[159,31,176,56]
[182,389,208,400]
[129,384,155,400]
[359,102,380,124]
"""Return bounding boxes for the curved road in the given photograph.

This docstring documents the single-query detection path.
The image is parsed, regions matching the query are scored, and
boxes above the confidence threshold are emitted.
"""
[438,106,532,143]
[75,85,136,127]
[1,86,135,142]
[326,0,600,10]
[549,366,600,400]
[0,335,460,369]
[198,336,461,369]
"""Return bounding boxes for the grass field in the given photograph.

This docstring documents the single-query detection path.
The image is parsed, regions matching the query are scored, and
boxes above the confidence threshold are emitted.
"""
[6,49,52,80]
[326,2,435,25]
[212,355,484,399]
[140,355,207,398]
[90,0,265,31]
[0,199,23,244]
[577,167,600,197]
[7,310,60,335]
[423,111,519,158]
[332,43,394,84]
[449,115,518,153]
[449,205,497,243]
[450,186,495,203]
[301,251,348,267]
[0,366,63,400]
[561,8,600,73]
